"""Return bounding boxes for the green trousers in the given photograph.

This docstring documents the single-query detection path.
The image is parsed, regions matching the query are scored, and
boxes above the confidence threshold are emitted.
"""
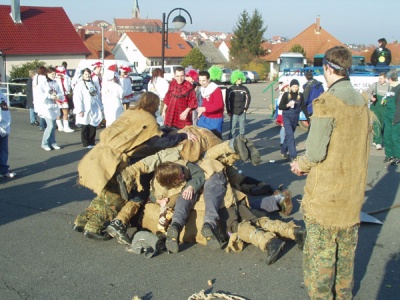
[303,219,359,300]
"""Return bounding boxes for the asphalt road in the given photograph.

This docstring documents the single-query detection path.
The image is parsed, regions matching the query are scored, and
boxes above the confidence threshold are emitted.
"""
[1,83,399,300]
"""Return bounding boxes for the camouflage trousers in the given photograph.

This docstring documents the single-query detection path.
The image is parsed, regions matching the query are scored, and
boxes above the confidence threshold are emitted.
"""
[303,218,359,300]
[74,180,127,234]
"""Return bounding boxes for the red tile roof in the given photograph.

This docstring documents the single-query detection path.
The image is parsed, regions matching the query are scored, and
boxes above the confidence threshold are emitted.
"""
[114,18,162,27]
[83,34,115,60]
[0,5,89,56]
[264,20,344,62]
[125,32,191,58]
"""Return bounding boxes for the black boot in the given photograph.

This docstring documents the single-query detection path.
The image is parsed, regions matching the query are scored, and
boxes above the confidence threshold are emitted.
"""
[105,219,131,245]
[84,230,112,241]
[245,139,261,166]
[265,238,285,265]
[201,222,222,250]
[233,137,249,161]
[166,223,182,253]
[293,227,306,250]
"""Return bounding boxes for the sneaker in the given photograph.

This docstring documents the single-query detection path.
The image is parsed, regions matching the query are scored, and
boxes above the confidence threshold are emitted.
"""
[275,189,293,216]
[85,145,94,149]
[201,222,222,250]
[73,225,84,232]
[83,230,112,241]
[375,144,383,150]
[293,227,306,250]
[265,238,285,265]
[384,156,395,164]
[1,172,16,178]
[245,138,261,166]
[233,137,249,161]
[105,219,131,245]
[42,146,52,151]
[281,152,289,159]
[51,144,61,150]
[165,223,181,253]
[390,158,400,166]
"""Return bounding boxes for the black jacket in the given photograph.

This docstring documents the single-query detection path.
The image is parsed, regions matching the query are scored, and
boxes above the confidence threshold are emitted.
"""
[226,84,251,115]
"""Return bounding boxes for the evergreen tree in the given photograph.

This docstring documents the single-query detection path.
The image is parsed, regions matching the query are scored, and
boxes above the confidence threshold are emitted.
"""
[230,10,267,67]
[290,44,306,57]
[181,48,208,70]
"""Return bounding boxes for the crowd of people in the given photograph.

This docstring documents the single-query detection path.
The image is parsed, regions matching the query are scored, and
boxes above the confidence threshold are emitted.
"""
[2,43,398,299]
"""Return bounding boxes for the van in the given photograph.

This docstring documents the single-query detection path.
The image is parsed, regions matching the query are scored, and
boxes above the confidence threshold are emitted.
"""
[142,65,182,82]
[72,59,143,91]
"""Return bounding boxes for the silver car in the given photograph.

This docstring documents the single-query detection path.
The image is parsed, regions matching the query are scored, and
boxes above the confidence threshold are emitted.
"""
[242,70,261,83]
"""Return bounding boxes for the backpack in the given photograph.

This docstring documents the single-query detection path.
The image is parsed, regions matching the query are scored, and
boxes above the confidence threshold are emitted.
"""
[304,80,324,114]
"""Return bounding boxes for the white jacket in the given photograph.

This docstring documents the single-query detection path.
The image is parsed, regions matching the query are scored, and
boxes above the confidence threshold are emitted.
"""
[0,91,11,137]
[101,80,124,126]
[148,76,169,100]
[36,78,62,120]
[73,79,103,126]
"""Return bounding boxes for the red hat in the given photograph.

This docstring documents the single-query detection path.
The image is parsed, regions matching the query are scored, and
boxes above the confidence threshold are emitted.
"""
[108,64,118,72]
[55,66,66,75]
[92,61,103,68]
[120,65,131,73]
[185,69,199,82]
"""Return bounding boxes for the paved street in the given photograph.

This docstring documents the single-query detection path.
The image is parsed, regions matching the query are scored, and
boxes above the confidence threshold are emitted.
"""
[0,83,399,299]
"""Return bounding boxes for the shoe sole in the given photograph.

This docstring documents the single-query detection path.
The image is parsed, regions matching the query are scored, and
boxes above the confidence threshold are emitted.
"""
[105,226,131,245]
[234,138,249,161]
[201,226,221,251]
[166,226,179,253]
[245,139,261,166]
[280,190,293,216]
[266,240,285,265]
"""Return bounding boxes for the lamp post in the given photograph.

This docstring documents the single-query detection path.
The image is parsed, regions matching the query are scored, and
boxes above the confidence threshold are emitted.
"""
[161,8,192,75]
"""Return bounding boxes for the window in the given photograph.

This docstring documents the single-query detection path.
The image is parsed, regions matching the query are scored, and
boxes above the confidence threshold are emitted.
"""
[177,44,185,49]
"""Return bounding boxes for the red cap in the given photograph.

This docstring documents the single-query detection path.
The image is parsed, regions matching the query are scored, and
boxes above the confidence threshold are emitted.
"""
[92,61,103,68]
[55,66,66,75]
[185,69,199,82]
[108,64,118,72]
[120,65,131,73]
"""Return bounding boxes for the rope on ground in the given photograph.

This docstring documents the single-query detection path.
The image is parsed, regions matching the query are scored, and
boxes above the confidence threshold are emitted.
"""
[188,290,247,300]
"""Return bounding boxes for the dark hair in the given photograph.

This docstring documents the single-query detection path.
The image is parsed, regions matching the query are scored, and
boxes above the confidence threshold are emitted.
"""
[151,68,164,81]
[81,68,92,75]
[155,162,184,188]
[324,46,352,77]
[378,38,387,47]
[305,71,313,80]
[199,70,210,80]
[175,66,185,73]
[37,66,47,76]
[62,61,68,67]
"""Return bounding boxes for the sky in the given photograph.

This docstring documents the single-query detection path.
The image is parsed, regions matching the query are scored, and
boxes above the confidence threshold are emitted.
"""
[1,0,400,45]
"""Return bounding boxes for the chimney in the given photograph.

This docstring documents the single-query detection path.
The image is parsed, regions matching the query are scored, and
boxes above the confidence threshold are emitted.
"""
[11,0,21,24]
[315,15,321,34]
[77,28,86,41]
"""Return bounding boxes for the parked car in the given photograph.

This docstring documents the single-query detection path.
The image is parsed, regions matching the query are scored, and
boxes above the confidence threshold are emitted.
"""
[142,65,182,82]
[221,68,232,84]
[242,71,261,83]
[8,77,29,108]
[139,73,152,90]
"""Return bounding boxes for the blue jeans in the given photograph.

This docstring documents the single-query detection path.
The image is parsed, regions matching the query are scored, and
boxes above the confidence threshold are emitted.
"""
[282,112,299,159]
[41,117,56,148]
[39,117,46,130]
[29,108,37,124]
[0,135,10,174]
[229,113,246,139]
[203,171,227,227]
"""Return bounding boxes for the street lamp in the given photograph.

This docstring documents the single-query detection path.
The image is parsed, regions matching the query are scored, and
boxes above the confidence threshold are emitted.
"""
[100,24,108,71]
[161,8,192,75]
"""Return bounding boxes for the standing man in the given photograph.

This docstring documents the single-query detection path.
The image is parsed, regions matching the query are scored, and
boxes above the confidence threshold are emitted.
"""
[26,69,39,126]
[226,70,251,140]
[290,46,371,299]
[197,71,225,138]
[162,67,197,130]
[371,38,391,72]
[367,72,389,150]
[302,70,324,116]
[0,89,16,178]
